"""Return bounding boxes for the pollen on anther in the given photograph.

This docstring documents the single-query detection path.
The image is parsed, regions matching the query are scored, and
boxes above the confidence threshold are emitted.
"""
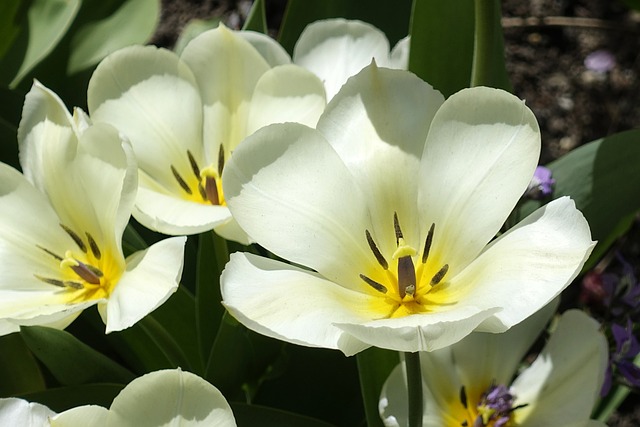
[431,264,449,285]
[422,223,435,264]
[171,165,192,195]
[393,212,403,242]
[187,150,201,178]
[359,274,388,294]
[60,224,87,253]
[86,233,101,260]
[217,144,225,176]
[365,230,388,270]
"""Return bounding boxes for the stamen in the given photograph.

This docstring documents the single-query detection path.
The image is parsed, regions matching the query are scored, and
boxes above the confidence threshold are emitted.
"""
[197,182,208,201]
[86,233,101,260]
[217,144,225,176]
[359,274,388,294]
[187,150,201,178]
[64,281,84,290]
[365,230,388,270]
[397,256,416,298]
[393,212,403,242]
[171,165,192,195]
[422,223,435,264]
[431,264,449,285]
[35,275,65,287]
[60,224,87,253]
[460,386,468,408]
[61,255,102,285]
[205,176,220,205]
[461,422,468,427]
[36,245,63,261]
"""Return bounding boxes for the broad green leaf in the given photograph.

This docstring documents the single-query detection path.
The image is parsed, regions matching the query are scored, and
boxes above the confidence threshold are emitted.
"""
[242,0,267,33]
[67,0,160,74]
[518,130,640,269]
[409,0,475,97]
[0,333,45,396]
[20,326,135,386]
[231,403,338,427]
[173,17,221,56]
[278,0,412,54]
[0,0,21,60]
[357,347,399,427]
[122,223,148,256]
[8,0,81,88]
[20,384,123,413]
[197,232,227,367]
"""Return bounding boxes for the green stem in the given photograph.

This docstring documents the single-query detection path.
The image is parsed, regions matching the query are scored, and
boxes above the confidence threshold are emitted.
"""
[471,0,503,87]
[405,351,423,427]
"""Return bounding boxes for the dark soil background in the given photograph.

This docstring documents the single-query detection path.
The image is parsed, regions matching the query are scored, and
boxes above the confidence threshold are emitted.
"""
[151,1,640,425]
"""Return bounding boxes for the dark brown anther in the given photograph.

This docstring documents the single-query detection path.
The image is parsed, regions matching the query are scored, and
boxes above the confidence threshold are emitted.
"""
[365,230,388,270]
[397,256,416,299]
[460,386,468,408]
[431,264,449,285]
[60,224,87,253]
[359,274,388,294]
[86,233,101,260]
[171,165,192,195]
[35,275,65,287]
[217,144,225,177]
[37,245,63,261]
[64,281,84,290]
[71,261,102,285]
[187,150,201,178]
[422,223,435,264]
[393,212,403,243]
[205,176,220,205]
[197,182,208,201]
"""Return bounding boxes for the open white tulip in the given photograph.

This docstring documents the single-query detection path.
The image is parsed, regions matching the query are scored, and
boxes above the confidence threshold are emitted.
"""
[0,81,186,334]
[0,398,55,426]
[88,24,326,242]
[220,63,594,355]
[379,307,608,427]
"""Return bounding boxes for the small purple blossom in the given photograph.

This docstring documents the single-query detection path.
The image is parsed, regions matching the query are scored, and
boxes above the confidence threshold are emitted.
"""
[524,166,555,200]
[602,319,640,396]
[584,50,616,73]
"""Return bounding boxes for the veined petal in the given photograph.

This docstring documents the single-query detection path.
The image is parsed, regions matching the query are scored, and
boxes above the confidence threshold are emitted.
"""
[238,30,292,67]
[0,398,55,426]
[108,369,237,426]
[317,63,443,255]
[88,44,205,194]
[246,64,326,134]
[222,123,374,290]
[389,36,410,70]
[181,24,270,158]
[455,197,594,332]
[221,253,370,355]
[133,176,232,236]
[51,405,109,426]
[419,86,540,274]
[293,18,392,100]
[511,310,607,426]
[102,236,186,333]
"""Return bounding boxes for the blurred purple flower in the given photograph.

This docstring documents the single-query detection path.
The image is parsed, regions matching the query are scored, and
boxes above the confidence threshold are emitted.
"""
[524,165,555,199]
[602,319,640,395]
[584,50,616,73]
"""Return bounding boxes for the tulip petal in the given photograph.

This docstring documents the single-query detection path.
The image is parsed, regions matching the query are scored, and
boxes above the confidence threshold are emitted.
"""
[293,18,392,100]
[389,36,410,70]
[0,398,55,426]
[221,252,370,355]
[246,64,326,134]
[419,86,540,274]
[511,310,607,426]
[238,30,292,67]
[455,197,594,332]
[51,405,109,426]
[102,236,186,333]
[108,369,236,426]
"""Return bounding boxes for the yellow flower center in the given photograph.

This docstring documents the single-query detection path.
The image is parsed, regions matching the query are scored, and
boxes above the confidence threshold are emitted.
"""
[447,384,523,427]
[360,213,453,318]
[170,146,226,206]
[35,224,122,303]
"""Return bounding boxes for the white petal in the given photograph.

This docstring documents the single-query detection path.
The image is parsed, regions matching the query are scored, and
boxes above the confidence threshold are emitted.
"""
[181,24,270,156]
[104,236,186,333]
[88,45,205,194]
[51,405,109,426]
[107,369,236,427]
[455,197,594,332]
[0,320,19,336]
[419,86,540,274]
[511,310,607,426]
[0,398,55,427]
[246,64,326,134]
[237,30,292,67]
[221,252,370,356]
[389,36,410,70]
[293,18,392,100]
[317,63,443,255]
[222,123,373,291]
[133,178,232,236]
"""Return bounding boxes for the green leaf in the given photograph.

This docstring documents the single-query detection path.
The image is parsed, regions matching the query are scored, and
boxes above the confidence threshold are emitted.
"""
[0,0,22,60]
[197,232,227,367]
[7,0,82,88]
[20,383,124,413]
[621,0,640,11]
[242,0,267,33]
[278,0,412,54]
[122,223,148,256]
[408,0,475,97]
[231,402,338,427]
[67,0,160,74]
[20,326,135,386]
[357,347,399,427]
[518,130,640,269]
[0,333,45,396]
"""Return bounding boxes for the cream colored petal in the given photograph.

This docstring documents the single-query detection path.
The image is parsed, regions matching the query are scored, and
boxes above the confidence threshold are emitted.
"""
[221,253,370,356]
[419,86,540,275]
[51,405,109,426]
[238,30,292,67]
[293,18,392,100]
[389,36,410,69]
[0,398,55,426]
